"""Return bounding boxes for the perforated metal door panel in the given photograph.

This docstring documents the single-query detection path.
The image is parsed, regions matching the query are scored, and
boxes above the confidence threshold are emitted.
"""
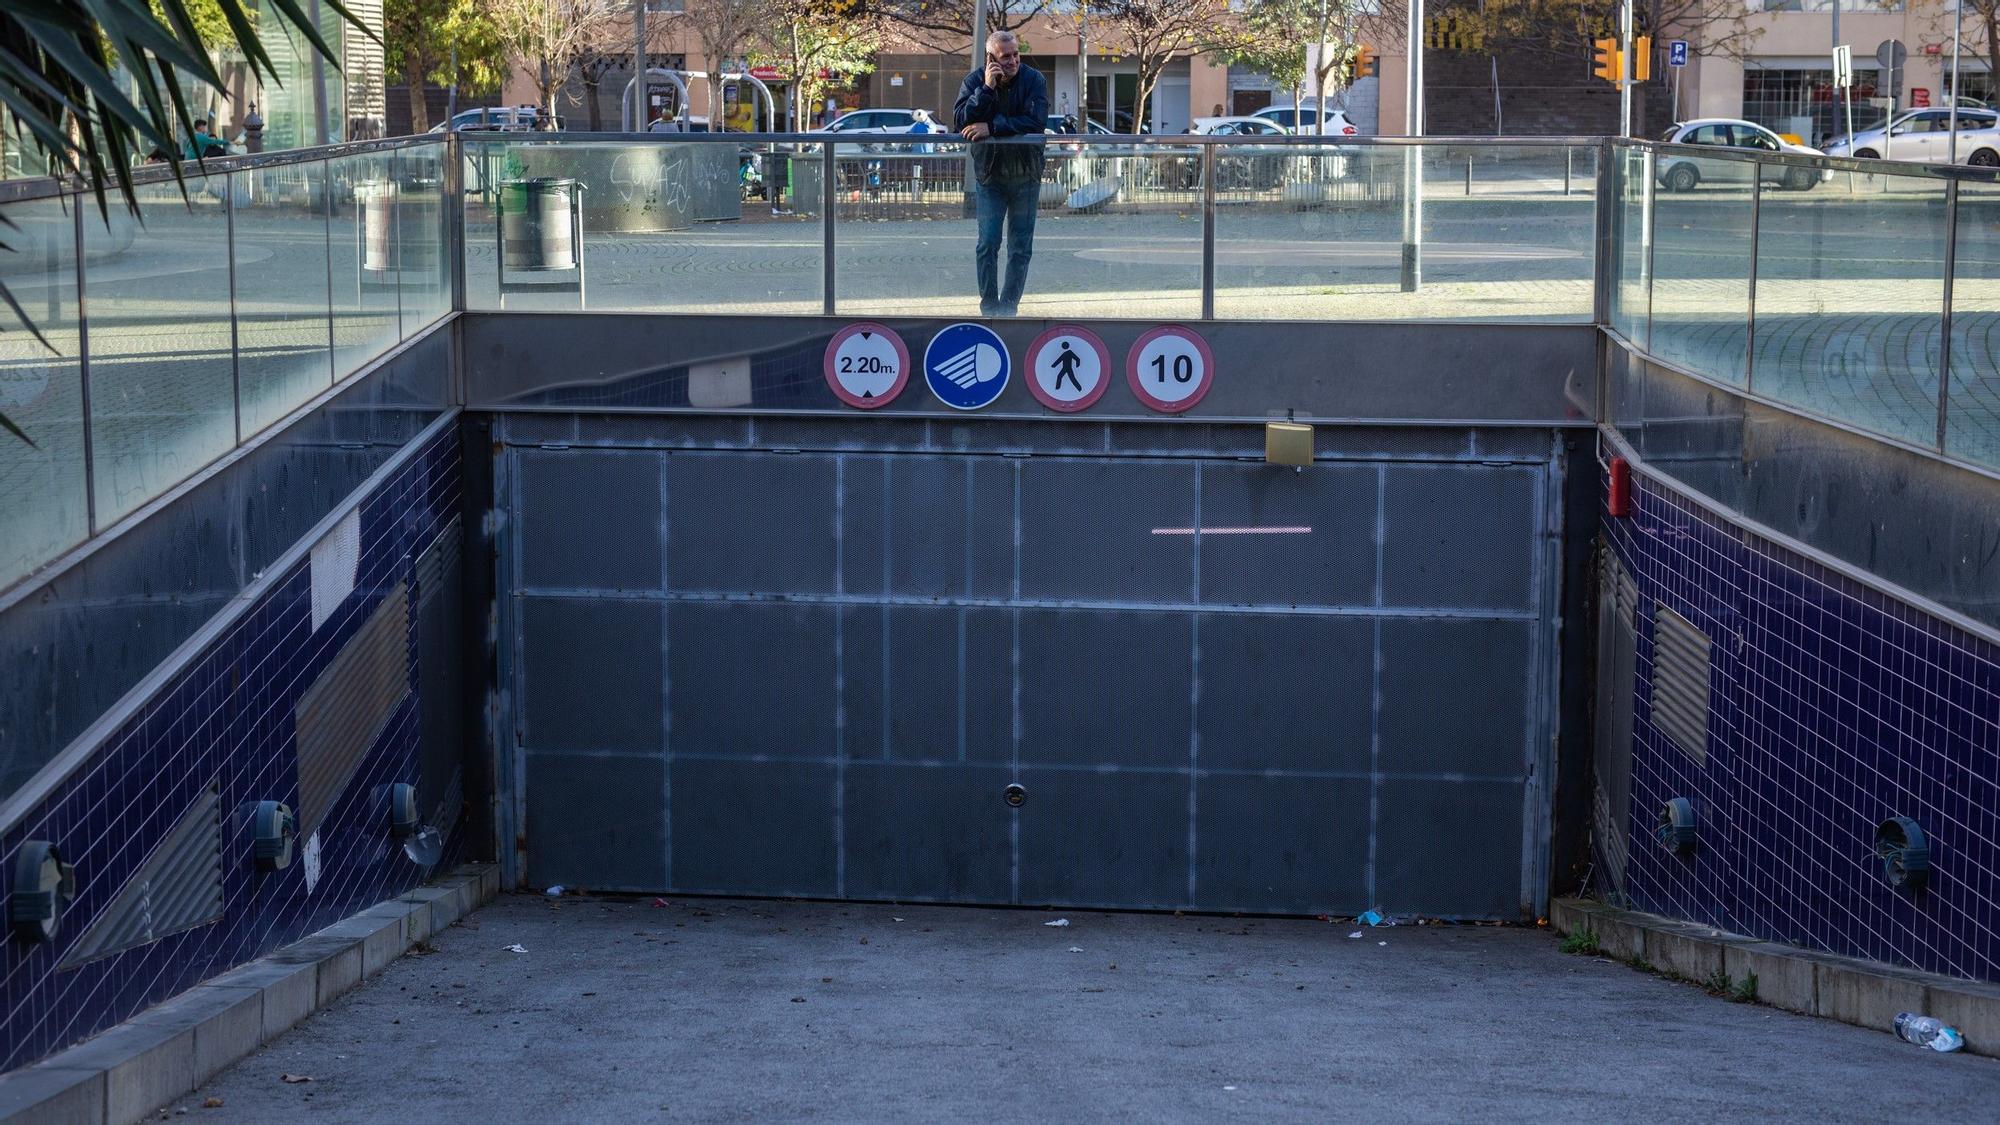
[507,440,1558,918]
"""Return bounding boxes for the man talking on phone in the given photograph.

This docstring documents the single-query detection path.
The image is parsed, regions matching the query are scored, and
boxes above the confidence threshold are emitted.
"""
[954,30,1047,318]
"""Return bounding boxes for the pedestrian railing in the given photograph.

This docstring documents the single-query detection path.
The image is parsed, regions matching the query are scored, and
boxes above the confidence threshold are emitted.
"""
[5,131,1998,597]
[1608,140,2000,472]
[0,135,453,591]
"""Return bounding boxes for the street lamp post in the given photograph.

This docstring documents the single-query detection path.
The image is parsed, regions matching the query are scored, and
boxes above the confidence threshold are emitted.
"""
[1400,0,1424,291]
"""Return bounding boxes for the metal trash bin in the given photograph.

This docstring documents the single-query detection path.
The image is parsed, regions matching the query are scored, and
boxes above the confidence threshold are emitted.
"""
[500,177,581,272]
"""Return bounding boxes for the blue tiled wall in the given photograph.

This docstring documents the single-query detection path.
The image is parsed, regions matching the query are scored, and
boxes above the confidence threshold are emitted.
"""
[1605,463,2000,982]
[0,423,463,1071]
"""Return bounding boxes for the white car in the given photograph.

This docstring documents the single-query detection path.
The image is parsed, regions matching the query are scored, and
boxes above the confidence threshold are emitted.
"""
[815,109,923,135]
[1251,105,1359,136]
[1187,116,1290,137]
[1822,108,2000,166]
[1656,119,1829,191]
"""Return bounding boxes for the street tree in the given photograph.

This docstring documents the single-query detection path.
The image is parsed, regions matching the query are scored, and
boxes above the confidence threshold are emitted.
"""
[491,0,603,119]
[1073,0,1218,133]
[1211,0,1407,129]
[876,0,1050,57]
[754,0,884,129]
[660,0,770,122]
[1920,0,2000,107]
[1474,0,1760,64]
[384,0,507,133]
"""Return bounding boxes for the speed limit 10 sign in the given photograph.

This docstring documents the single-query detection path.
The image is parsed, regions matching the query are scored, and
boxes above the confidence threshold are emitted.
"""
[1125,325,1214,413]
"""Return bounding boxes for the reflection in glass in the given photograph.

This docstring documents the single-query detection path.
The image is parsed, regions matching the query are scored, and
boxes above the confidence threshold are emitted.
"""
[461,139,820,314]
[396,144,452,334]
[1649,153,1756,384]
[835,138,1202,320]
[1947,181,2000,467]
[234,162,333,437]
[1214,143,1593,321]
[1420,145,1596,321]
[329,150,402,374]
[0,196,88,586]
[85,178,236,524]
[1753,166,1944,449]
[1610,146,1651,343]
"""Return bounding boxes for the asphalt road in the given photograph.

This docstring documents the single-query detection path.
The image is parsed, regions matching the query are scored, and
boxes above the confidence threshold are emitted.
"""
[179,893,2000,1122]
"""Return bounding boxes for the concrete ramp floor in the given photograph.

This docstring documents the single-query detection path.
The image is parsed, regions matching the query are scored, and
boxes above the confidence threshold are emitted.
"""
[181,894,2000,1121]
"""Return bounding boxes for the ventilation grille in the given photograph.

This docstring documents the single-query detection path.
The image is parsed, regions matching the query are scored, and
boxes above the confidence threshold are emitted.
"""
[297,583,411,836]
[1593,547,1640,896]
[416,517,463,612]
[1651,604,1712,765]
[61,784,224,968]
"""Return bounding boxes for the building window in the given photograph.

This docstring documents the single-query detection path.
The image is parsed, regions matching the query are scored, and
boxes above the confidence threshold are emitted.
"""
[1744,66,1897,144]
[1748,0,1904,11]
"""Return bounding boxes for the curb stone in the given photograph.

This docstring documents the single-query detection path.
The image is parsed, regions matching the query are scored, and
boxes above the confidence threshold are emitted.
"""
[1553,897,2000,1057]
[0,863,497,1125]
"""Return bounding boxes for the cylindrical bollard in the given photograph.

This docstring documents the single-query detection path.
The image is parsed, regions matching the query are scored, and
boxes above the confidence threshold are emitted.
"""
[500,178,580,271]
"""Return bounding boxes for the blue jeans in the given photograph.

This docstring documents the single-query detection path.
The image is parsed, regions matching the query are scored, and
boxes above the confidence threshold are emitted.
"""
[975,178,1039,315]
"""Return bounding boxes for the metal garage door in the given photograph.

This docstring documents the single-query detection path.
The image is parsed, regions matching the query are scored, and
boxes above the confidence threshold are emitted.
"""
[504,436,1556,918]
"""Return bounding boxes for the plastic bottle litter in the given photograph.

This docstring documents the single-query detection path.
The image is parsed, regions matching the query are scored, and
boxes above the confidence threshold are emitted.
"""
[1894,1013,1966,1052]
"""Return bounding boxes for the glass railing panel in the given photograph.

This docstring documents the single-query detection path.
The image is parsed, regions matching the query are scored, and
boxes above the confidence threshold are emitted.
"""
[1610,145,1651,343]
[1211,142,1390,319]
[832,138,1202,320]
[1648,150,1757,384]
[1752,160,1945,449]
[1214,143,1592,321]
[461,138,820,314]
[1420,144,1596,321]
[85,176,236,524]
[328,149,403,375]
[396,143,452,334]
[1947,179,2000,468]
[0,195,88,587]
[233,162,334,438]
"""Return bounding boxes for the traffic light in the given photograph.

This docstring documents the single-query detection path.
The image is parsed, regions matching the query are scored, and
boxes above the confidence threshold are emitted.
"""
[1592,37,1621,84]
[1356,45,1377,79]
[1633,36,1652,81]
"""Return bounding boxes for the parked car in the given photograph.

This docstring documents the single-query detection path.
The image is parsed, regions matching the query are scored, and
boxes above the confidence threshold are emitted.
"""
[1046,114,1117,136]
[816,109,922,135]
[429,106,564,134]
[1822,108,2000,166]
[1187,116,1290,138]
[1656,119,1829,191]
[1251,104,1359,136]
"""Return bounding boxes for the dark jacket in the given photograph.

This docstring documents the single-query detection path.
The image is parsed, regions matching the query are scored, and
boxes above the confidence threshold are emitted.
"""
[954,65,1048,184]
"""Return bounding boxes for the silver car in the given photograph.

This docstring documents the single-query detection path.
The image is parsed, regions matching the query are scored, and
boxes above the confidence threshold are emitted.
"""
[1822,108,2000,166]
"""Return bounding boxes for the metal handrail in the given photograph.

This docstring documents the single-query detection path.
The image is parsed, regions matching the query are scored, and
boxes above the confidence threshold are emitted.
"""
[0,133,448,204]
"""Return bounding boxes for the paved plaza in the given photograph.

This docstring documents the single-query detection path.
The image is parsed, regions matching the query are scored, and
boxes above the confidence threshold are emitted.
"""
[183,893,2000,1121]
